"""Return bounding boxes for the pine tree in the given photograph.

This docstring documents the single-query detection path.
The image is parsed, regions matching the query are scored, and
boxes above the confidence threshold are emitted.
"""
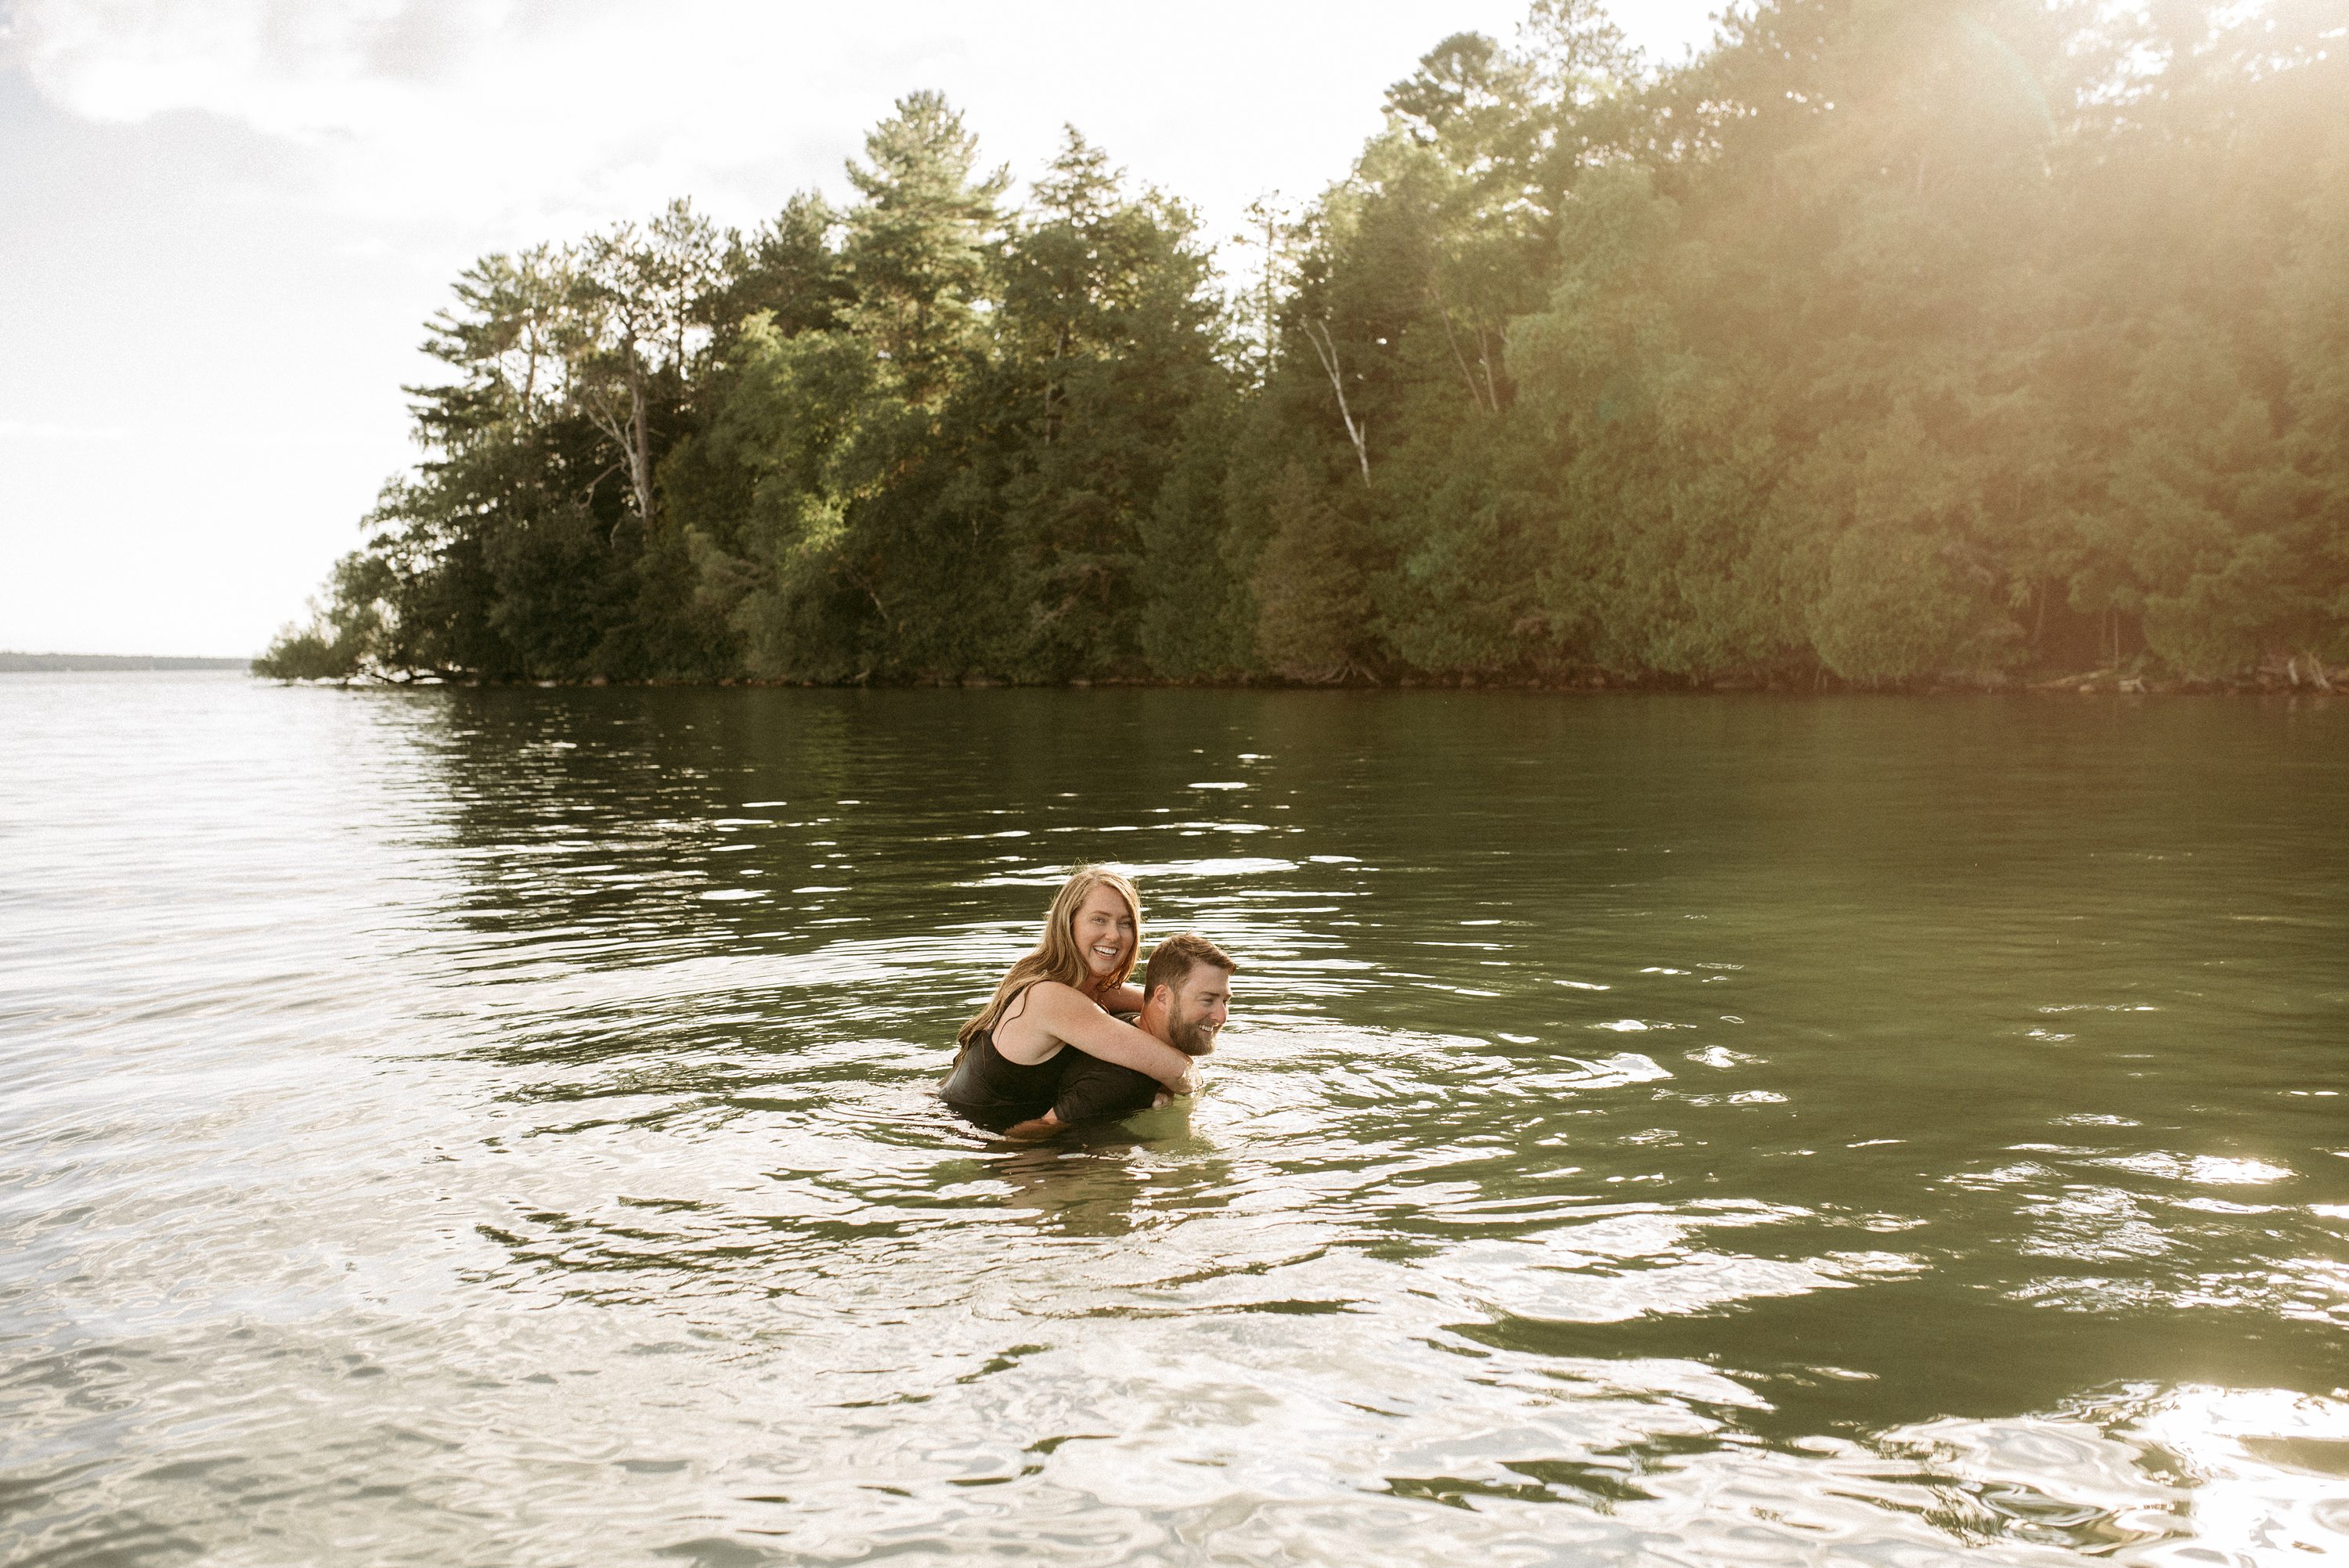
[1252,463,1375,682]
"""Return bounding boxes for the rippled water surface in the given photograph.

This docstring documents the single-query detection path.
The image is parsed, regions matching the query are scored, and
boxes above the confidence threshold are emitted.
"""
[4,673,2347,1566]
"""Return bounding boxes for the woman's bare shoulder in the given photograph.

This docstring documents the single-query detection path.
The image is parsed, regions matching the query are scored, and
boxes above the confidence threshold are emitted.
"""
[996,978,1088,1032]
[1018,979,1091,1015]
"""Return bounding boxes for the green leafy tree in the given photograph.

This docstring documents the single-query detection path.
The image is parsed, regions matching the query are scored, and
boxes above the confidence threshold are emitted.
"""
[262,0,2349,691]
[842,92,1007,406]
[996,130,1230,676]
[1251,463,1377,681]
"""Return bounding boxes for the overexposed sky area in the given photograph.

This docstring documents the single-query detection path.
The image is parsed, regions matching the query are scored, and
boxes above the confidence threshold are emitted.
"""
[1,0,1723,657]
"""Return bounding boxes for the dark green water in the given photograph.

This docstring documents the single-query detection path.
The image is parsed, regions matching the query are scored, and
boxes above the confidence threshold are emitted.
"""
[4,673,2345,1565]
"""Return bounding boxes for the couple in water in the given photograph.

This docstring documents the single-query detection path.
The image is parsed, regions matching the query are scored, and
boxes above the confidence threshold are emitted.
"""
[942,866,1235,1138]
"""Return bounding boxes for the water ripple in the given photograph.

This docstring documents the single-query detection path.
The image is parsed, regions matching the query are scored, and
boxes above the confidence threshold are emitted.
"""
[3,677,2345,1564]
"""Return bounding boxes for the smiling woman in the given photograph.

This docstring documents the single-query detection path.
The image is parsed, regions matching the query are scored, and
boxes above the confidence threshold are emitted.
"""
[940,866,1195,1129]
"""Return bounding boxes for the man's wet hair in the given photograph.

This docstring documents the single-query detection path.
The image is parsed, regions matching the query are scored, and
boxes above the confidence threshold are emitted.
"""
[1143,932,1236,1000]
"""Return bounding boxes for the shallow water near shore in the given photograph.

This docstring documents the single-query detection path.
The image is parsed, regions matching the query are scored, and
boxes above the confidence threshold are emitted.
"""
[3,672,2345,1566]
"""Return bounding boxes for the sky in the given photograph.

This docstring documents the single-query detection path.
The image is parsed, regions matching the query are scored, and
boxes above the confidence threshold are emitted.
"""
[0,0,1724,657]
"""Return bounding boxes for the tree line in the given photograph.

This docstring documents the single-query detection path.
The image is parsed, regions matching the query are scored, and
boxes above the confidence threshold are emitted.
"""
[262,0,2349,690]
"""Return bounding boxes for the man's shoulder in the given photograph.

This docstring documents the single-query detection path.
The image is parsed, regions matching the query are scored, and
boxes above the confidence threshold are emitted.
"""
[1057,1051,1157,1087]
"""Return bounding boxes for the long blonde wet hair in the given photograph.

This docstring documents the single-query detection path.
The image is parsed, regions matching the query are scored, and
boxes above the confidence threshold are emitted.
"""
[957,866,1142,1055]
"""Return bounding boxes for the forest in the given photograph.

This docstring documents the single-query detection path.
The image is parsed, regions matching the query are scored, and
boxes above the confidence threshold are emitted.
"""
[259,0,2349,690]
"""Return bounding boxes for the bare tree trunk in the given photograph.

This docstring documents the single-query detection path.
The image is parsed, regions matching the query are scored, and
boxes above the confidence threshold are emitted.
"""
[1427,275,1492,415]
[850,571,889,629]
[1045,323,1070,445]
[579,397,635,541]
[626,347,654,525]
[1301,318,1371,487]
[1475,312,1503,413]
[1260,264,1276,389]
[578,338,655,539]
[1248,202,1280,390]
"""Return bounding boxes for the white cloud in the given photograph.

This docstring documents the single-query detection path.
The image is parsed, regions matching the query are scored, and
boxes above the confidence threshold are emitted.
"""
[7,0,1726,237]
[0,419,128,442]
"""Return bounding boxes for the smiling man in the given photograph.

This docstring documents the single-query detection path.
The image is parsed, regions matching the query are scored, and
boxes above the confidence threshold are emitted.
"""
[1006,933,1236,1139]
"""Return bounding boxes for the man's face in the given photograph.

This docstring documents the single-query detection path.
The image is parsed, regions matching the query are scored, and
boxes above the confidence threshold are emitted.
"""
[1161,965,1231,1057]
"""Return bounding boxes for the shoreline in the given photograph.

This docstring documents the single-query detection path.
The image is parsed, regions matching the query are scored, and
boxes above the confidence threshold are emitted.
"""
[253,667,2344,697]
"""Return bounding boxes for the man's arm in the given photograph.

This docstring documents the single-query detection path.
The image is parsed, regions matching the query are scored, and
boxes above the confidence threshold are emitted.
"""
[1004,1065,1170,1140]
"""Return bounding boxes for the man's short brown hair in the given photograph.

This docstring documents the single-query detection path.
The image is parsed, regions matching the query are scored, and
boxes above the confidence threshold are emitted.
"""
[1143,932,1236,1000]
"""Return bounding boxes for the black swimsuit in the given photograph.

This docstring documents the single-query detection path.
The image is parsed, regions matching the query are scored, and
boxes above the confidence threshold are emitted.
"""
[940,1029,1068,1127]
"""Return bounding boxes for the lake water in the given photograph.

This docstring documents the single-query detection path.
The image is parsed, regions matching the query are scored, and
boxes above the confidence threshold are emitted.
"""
[3,672,2345,1566]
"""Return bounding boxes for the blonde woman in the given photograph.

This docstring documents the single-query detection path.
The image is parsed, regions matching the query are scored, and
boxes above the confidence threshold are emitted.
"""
[942,867,1197,1127]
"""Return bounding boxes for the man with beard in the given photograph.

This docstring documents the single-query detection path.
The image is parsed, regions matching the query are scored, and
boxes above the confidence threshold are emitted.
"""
[1005,933,1234,1139]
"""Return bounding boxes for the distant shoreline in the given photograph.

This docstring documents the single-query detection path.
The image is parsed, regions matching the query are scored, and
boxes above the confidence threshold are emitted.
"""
[13,652,2329,694]
[0,652,252,672]
[250,669,2340,697]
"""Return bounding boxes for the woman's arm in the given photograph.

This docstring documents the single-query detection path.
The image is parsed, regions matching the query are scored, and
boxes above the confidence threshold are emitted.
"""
[1024,983,1196,1091]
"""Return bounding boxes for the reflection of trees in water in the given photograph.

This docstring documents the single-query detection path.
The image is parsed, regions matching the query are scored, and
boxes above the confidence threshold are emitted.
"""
[411,685,857,943]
